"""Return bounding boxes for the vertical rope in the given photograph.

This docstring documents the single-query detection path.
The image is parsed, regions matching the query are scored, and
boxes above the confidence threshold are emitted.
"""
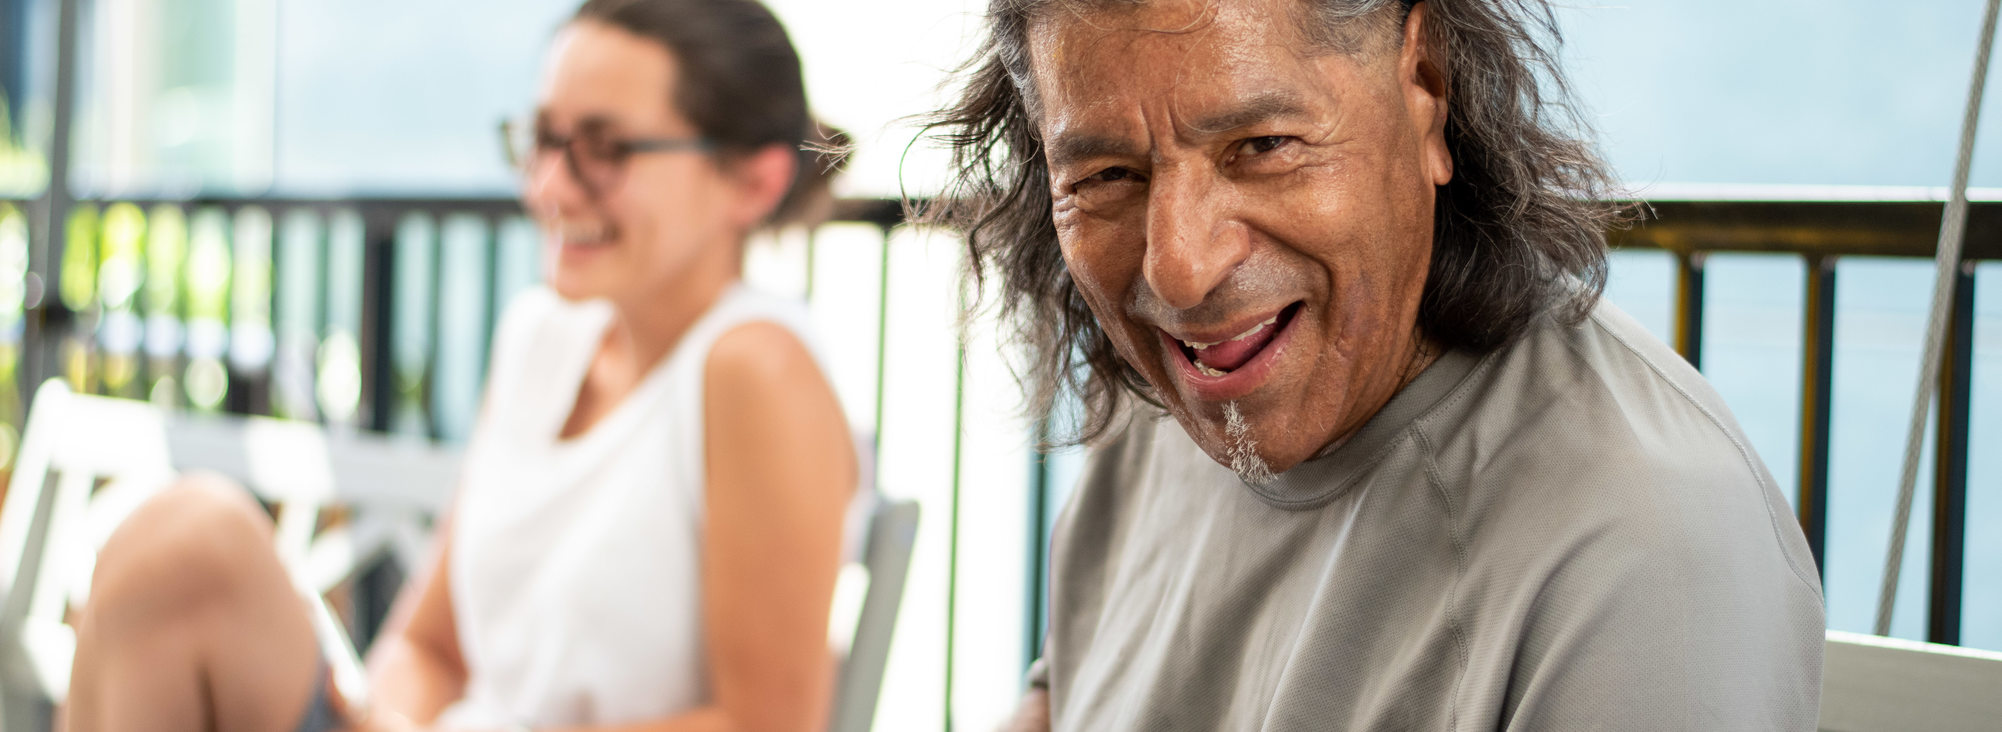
[1876,0,2000,637]
[944,312,966,732]
[871,227,890,448]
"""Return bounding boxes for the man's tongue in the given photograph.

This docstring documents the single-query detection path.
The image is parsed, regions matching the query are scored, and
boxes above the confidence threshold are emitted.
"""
[1192,319,1279,372]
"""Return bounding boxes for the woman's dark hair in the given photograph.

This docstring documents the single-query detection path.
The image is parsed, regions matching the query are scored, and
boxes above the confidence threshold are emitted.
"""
[921,0,1634,446]
[574,0,849,225]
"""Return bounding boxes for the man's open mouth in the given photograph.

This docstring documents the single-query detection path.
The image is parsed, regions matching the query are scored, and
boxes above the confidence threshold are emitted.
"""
[1170,302,1303,377]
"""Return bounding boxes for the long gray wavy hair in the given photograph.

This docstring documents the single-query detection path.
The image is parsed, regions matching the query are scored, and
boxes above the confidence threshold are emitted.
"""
[921,0,1632,446]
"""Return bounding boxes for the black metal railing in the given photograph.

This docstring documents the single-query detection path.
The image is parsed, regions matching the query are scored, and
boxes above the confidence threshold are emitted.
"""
[1609,192,1995,646]
[0,189,915,645]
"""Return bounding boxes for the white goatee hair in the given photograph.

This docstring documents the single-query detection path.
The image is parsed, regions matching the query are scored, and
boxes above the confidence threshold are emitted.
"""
[1223,401,1276,488]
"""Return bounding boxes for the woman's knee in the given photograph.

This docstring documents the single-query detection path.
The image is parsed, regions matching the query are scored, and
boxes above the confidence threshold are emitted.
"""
[87,475,277,624]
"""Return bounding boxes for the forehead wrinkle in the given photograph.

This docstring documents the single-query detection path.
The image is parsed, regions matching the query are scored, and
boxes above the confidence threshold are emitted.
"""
[1054,0,1220,37]
[1034,0,1341,167]
[1181,88,1309,137]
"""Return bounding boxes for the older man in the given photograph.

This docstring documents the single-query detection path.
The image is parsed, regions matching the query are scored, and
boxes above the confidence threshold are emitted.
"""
[929,0,1824,729]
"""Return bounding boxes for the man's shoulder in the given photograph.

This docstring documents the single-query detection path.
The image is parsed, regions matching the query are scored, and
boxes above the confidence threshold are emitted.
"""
[1421,299,1817,589]
[1433,299,1765,492]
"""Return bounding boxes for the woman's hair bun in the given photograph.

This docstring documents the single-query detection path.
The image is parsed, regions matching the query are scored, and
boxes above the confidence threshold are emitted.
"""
[774,118,852,227]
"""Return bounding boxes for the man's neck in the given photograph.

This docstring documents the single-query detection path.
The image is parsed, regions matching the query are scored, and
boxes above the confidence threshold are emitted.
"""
[1310,329,1442,461]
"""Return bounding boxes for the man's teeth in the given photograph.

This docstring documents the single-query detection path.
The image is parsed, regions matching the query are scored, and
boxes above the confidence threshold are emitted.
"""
[1180,315,1279,350]
[1195,362,1228,377]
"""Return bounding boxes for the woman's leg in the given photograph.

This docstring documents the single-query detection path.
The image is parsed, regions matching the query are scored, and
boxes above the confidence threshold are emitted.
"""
[65,475,324,732]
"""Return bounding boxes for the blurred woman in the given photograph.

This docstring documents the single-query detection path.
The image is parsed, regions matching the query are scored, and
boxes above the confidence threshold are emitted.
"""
[62,1,858,730]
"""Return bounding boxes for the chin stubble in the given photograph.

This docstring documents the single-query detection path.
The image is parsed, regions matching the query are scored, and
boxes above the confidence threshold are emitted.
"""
[1223,401,1276,488]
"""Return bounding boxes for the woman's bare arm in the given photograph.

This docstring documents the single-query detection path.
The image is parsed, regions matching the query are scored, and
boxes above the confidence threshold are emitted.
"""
[363,510,468,724]
[1000,688,1050,732]
[690,321,856,732]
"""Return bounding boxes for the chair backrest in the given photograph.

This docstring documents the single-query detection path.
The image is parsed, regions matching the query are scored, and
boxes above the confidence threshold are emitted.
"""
[0,380,460,730]
[0,381,178,731]
[1819,629,2002,732]
[830,497,920,732]
[159,407,457,596]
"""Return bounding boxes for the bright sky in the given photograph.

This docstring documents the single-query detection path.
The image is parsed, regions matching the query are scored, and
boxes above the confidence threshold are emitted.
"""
[266,0,2002,196]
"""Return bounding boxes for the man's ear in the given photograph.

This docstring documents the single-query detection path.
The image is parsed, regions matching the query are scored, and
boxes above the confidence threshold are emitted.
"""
[728,143,799,229]
[1400,1,1452,187]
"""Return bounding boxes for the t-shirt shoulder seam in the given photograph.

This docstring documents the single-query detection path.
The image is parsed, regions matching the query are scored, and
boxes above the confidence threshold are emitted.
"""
[1579,311,1820,594]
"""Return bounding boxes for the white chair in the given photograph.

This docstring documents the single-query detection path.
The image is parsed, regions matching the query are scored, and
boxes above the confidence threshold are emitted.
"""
[830,496,918,732]
[0,380,175,731]
[0,380,456,731]
[0,379,917,731]
[1819,629,2002,732]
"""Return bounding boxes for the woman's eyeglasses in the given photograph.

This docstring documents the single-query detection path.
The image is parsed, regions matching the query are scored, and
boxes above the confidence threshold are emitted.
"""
[500,118,713,197]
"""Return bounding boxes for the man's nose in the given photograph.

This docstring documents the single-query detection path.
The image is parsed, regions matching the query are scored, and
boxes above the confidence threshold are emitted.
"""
[1142,167,1251,310]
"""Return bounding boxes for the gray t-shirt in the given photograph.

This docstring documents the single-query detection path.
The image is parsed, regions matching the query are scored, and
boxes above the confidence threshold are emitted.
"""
[1032,302,1824,731]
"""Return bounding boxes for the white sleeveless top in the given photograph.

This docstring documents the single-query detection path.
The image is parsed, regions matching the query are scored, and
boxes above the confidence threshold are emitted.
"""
[437,283,827,729]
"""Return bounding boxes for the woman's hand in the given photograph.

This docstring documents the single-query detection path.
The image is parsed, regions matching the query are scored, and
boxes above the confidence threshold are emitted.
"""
[328,674,424,732]
[342,711,425,732]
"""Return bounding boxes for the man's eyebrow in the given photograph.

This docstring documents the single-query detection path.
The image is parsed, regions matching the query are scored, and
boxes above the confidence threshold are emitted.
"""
[1043,91,1313,167]
[1046,133,1143,169]
[1187,91,1311,135]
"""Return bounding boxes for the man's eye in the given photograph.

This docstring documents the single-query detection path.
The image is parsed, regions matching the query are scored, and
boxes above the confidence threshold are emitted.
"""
[1084,167,1136,184]
[1064,167,1144,210]
[1237,136,1290,157]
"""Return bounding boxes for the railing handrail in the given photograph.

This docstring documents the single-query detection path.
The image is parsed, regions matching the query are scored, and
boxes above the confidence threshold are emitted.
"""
[0,193,909,230]
[16,186,2002,261]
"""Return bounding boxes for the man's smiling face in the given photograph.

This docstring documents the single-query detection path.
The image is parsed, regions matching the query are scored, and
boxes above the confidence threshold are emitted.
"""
[1030,0,1451,479]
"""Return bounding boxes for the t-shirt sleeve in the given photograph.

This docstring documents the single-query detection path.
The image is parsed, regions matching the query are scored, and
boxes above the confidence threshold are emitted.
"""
[1500,507,1825,731]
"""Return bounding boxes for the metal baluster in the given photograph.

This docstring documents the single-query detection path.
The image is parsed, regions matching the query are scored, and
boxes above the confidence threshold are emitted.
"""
[352,207,401,650]
[360,211,397,435]
[228,206,276,416]
[1797,255,1837,577]
[1674,251,1707,369]
[1928,262,1976,645]
[1024,416,1051,675]
[480,214,505,381]
[423,213,445,441]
